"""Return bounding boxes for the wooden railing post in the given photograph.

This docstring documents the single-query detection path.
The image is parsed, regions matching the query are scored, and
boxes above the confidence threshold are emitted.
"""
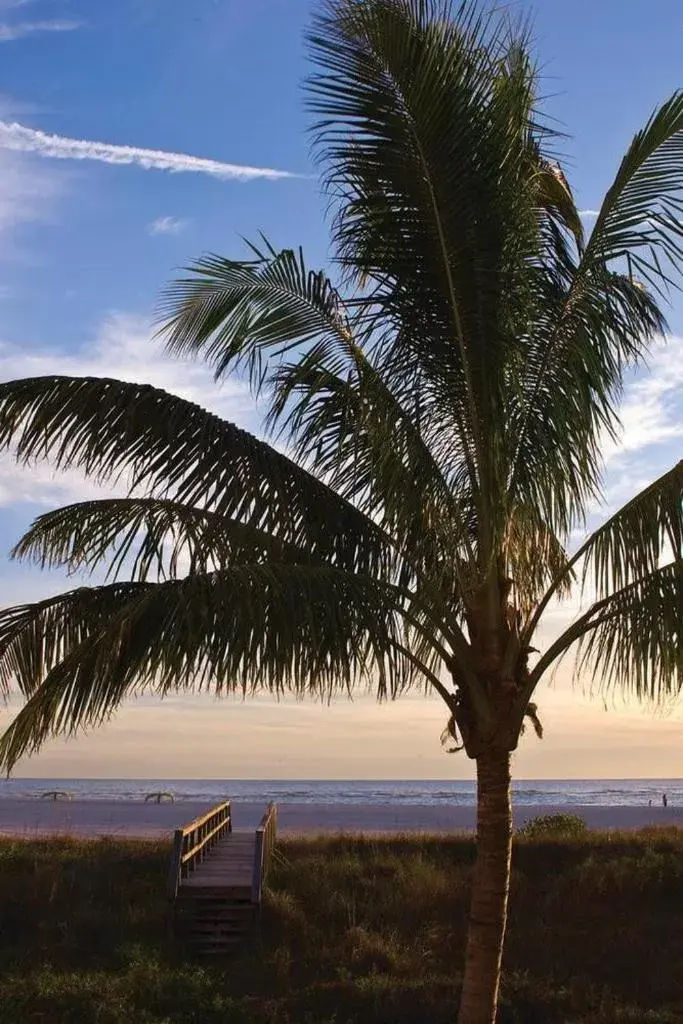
[251,828,265,904]
[251,802,278,906]
[167,828,184,899]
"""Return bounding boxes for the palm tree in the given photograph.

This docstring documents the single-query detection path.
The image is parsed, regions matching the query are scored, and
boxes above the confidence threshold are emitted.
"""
[0,1,682,1020]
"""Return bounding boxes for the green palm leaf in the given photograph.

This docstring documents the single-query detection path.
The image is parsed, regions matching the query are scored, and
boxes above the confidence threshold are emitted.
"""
[580,460,683,598]
[0,564,439,771]
[525,460,683,640]
[509,94,683,536]
[12,498,317,581]
[586,91,683,289]
[528,562,683,705]
[158,238,353,389]
[575,562,683,701]
[270,343,477,576]
[161,241,478,590]
[307,0,556,512]
[0,376,394,577]
[0,582,145,700]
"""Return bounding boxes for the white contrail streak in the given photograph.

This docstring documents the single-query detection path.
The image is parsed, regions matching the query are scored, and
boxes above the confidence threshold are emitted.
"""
[0,121,297,181]
[0,20,81,41]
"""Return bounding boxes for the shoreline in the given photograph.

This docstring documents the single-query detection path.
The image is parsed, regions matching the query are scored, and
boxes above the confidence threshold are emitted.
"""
[1,798,681,838]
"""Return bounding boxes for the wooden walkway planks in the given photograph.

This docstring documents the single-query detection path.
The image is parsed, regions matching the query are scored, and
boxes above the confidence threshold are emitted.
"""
[180,831,256,891]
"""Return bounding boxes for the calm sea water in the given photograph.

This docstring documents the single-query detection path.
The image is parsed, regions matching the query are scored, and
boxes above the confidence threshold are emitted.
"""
[1,778,681,807]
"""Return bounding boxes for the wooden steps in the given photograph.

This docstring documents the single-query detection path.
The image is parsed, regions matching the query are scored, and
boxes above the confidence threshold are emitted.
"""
[174,894,256,955]
[168,802,277,958]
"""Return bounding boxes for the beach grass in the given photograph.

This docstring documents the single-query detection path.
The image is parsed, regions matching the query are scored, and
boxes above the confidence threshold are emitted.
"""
[0,830,682,1022]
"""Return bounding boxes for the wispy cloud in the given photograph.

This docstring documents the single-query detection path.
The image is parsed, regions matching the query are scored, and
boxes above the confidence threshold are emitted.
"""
[579,209,600,219]
[147,215,187,236]
[590,332,683,522]
[0,312,254,508]
[610,335,683,455]
[0,99,64,256]
[0,20,81,41]
[0,147,61,245]
[0,121,298,180]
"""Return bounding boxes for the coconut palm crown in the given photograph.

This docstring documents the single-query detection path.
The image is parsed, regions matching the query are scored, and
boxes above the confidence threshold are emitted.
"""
[0,3,682,1022]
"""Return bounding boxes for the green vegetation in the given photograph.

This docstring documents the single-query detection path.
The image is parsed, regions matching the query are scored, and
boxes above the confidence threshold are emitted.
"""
[1,832,682,1024]
[516,813,588,839]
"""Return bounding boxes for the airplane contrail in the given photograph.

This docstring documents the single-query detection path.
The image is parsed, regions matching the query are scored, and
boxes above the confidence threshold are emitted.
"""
[0,121,298,181]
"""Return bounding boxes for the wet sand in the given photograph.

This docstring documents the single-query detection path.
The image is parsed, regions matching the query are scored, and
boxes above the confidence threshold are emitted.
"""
[0,798,681,838]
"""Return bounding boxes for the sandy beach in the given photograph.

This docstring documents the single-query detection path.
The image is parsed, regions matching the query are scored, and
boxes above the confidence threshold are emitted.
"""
[0,798,681,838]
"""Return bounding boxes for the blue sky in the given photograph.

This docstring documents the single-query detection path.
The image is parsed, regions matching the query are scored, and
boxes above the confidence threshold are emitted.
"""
[0,0,682,779]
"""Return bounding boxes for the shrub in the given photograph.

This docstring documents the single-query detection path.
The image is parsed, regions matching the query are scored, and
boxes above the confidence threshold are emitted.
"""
[516,813,588,839]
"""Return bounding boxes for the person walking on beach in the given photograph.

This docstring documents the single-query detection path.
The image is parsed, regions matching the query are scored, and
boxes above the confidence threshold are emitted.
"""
[663,793,668,808]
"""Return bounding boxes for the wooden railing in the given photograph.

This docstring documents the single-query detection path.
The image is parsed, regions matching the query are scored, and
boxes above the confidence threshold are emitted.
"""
[167,801,232,898]
[251,802,277,904]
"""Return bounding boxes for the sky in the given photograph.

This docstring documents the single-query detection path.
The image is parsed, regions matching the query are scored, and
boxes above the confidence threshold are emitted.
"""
[0,0,682,780]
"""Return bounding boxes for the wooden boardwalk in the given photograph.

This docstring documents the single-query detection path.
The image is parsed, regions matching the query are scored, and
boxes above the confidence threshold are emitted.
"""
[180,830,256,893]
[168,801,277,955]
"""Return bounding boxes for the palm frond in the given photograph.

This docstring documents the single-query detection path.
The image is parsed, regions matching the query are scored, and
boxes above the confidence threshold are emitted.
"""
[270,345,476,581]
[12,498,317,582]
[0,565,443,771]
[440,712,464,754]
[158,239,353,391]
[0,582,145,700]
[586,90,683,292]
[520,702,543,740]
[534,159,584,254]
[528,562,683,704]
[579,460,683,599]
[508,267,667,539]
[0,376,395,577]
[503,505,573,620]
[160,240,475,565]
[307,0,561,527]
[575,562,683,702]
[509,92,683,535]
[525,460,683,640]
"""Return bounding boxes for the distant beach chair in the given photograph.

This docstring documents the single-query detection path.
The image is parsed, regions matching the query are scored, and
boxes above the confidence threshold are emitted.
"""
[40,790,73,801]
[145,791,175,804]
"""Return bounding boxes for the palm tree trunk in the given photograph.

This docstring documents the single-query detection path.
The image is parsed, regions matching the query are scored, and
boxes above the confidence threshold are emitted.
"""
[457,748,512,1024]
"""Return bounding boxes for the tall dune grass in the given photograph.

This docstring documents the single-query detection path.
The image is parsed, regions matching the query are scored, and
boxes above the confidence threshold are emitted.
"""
[0,830,681,1022]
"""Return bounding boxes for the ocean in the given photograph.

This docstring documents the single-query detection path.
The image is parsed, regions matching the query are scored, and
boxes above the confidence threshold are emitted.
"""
[1,778,681,806]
